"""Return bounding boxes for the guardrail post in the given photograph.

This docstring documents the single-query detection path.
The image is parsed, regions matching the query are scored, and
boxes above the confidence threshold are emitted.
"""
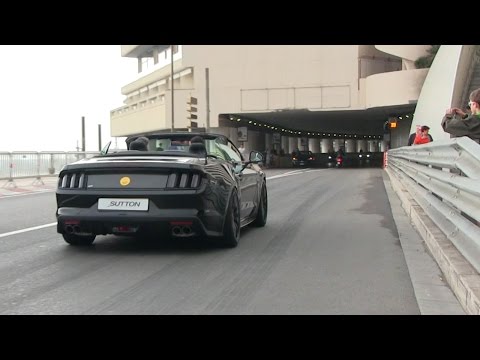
[32,152,44,185]
[2,153,16,188]
[48,154,55,175]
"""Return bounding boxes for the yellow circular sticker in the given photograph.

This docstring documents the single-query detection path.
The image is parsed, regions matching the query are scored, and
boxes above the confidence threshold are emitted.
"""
[120,177,131,186]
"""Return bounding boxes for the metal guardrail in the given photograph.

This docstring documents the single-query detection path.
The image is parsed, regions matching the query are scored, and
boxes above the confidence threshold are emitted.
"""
[387,137,480,273]
[0,152,100,184]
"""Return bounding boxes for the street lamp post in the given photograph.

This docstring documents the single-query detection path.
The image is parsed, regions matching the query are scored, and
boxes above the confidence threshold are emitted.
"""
[171,45,175,131]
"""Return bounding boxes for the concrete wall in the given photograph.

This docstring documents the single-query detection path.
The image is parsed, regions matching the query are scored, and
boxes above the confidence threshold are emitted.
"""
[410,46,466,142]
[375,45,430,62]
[365,68,428,108]
[110,103,167,136]
[181,45,361,128]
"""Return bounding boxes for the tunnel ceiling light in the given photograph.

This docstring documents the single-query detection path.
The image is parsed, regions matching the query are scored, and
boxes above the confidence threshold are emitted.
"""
[237,119,241,122]
[399,116,403,120]
[248,121,252,124]
[406,115,409,118]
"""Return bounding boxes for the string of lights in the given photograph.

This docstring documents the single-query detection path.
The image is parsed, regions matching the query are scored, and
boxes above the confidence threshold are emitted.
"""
[227,114,415,140]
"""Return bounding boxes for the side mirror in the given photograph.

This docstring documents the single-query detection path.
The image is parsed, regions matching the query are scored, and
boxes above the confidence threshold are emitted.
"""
[239,151,264,172]
[249,151,264,163]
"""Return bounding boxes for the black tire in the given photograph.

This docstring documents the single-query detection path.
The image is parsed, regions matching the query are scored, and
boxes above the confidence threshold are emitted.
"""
[252,183,267,227]
[221,189,241,248]
[62,233,96,246]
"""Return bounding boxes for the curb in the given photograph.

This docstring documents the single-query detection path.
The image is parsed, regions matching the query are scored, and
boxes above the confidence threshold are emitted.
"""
[386,168,480,315]
[0,177,57,198]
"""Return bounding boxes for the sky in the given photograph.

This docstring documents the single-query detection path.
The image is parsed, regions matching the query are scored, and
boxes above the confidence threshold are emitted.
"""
[0,45,138,152]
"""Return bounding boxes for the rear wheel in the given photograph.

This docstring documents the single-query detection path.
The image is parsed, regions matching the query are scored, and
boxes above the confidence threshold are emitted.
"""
[221,189,241,248]
[62,233,96,246]
[252,183,267,227]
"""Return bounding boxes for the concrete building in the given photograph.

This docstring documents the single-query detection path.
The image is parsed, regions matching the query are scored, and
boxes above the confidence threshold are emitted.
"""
[110,45,430,153]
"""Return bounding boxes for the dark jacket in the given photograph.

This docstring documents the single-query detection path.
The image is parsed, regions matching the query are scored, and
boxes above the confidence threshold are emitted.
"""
[441,113,480,140]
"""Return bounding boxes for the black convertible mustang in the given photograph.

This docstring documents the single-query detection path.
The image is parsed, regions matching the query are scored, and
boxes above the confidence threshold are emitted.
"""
[55,132,267,248]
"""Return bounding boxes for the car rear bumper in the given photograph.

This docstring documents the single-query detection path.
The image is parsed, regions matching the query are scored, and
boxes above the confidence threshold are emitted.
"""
[56,200,225,238]
[292,160,313,166]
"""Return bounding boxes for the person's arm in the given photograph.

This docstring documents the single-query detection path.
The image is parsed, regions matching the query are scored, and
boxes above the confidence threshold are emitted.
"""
[442,113,480,137]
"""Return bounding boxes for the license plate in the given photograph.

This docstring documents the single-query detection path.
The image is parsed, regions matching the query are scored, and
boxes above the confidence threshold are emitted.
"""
[98,198,149,211]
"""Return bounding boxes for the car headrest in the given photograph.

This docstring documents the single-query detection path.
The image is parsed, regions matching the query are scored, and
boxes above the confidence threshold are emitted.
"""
[189,143,206,156]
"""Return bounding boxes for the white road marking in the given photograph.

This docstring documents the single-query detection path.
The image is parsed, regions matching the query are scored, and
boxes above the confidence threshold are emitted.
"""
[0,189,55,198]
[304,169,329,173]
[266,168,328,180]
[0,222,57,238]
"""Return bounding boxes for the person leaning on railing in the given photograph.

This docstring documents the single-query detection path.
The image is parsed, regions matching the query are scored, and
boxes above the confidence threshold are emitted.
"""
[413,125,433,145]
[441,88,480,143]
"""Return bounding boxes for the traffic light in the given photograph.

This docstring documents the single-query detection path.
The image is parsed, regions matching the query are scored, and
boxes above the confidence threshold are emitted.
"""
[187,96,198,129]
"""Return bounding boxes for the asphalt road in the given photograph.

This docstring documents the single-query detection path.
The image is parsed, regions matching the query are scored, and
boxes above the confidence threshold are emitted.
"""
[0,168,463,314]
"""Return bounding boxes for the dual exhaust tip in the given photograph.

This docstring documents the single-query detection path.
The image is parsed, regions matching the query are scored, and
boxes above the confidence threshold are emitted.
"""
[171,225,194,237]
[65,225,81,234]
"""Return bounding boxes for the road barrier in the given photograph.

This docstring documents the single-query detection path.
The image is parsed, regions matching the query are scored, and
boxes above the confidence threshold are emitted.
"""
[386,137,480,314]
[0,151,99,187]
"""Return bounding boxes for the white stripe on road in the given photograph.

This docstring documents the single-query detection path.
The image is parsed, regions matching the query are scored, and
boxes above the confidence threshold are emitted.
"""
[0,189,55,198]
[267,173,300,180]
[266,168,327,180]
[304,169,329,173]
[0,222,57,238]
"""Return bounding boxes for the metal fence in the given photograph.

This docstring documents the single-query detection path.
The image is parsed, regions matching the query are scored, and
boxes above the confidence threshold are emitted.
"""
[0,151,99,181]
[386,137,480,273]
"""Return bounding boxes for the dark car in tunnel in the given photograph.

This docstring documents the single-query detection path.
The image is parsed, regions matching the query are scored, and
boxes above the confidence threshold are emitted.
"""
[292,150,315,167]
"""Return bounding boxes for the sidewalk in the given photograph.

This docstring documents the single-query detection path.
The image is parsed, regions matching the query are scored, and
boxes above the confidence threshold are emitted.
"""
[0,176,58,197]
